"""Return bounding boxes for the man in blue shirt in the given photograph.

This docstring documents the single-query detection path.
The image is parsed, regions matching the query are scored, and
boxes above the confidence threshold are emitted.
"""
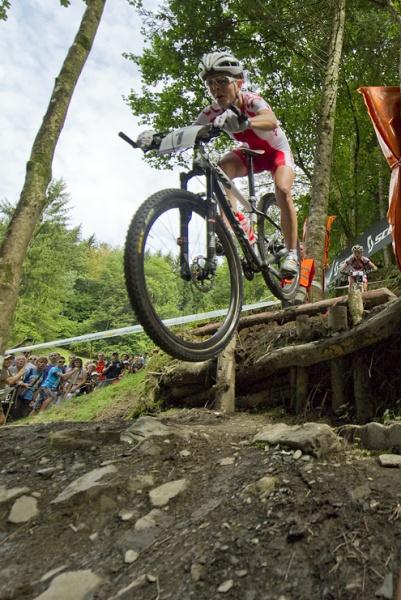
[31,362,78,414]
[15,356,48,420]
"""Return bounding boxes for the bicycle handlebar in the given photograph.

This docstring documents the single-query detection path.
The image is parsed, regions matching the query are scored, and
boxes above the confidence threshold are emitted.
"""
[118,131,138,149]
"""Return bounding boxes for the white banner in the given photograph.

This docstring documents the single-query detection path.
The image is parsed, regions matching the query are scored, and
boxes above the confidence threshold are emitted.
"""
[7,299,279,354]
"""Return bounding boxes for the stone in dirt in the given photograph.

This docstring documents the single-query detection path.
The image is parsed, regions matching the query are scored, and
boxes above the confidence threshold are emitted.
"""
[149,478,189,506]
[120,415,186,444]
[253,422,342,457]
[340,422,401,452]
[32,570,103,600]
[378,454,401,468]
[8,494,38,523]
[375,572,393,599]
[241,476,277,500]
[0,484,30,504]
[51,465,118,504]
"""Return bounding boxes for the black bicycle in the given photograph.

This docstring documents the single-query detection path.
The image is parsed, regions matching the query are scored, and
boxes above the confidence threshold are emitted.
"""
[120,116,300,362]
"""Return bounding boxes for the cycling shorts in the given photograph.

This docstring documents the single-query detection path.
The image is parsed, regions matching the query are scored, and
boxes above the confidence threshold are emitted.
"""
[349,273,368,284]
[232,148,295,177]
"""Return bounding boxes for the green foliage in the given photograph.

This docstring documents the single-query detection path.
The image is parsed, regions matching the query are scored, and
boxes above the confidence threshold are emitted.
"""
[0,179,154,357]
[0,0,10,20]
[125,0,401,265]
[0,181,84,346]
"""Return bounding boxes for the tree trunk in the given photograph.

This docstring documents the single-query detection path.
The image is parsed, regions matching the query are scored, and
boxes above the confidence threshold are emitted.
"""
[296,367,309,415]
[330,356,347,414]
[353,351,374,424]
[306,0,346,300]
[0,0,107,353]
[214,336,236,412]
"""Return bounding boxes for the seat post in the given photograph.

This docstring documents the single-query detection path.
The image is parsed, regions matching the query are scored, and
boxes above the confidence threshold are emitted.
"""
[247,155,256,203]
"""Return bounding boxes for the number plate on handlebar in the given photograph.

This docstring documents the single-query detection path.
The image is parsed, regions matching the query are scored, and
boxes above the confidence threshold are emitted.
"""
[350,270,364,280]
[158,125,204,156]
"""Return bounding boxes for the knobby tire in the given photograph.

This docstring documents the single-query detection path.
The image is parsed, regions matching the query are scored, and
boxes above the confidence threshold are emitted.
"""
[124,189,243,362]
[257,193,301,301]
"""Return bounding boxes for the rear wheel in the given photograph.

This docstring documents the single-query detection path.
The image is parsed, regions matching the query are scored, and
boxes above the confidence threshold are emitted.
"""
[257,193,300,301]
[124,189,243,362]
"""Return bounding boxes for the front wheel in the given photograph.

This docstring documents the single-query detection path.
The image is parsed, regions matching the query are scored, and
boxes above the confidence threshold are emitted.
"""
[257,193,301,301]
[124,189,243,362]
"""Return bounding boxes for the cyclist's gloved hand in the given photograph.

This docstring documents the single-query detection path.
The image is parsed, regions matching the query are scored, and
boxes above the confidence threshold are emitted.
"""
[136,130,155,151]
[213,109,249,134]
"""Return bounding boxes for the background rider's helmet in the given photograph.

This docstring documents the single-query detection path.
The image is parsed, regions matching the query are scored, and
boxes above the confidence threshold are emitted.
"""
[199,52,243,80]
[352,244,363,254]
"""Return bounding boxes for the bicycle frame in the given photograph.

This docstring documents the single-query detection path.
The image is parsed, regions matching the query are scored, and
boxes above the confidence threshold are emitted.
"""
[121,124,300,362]
[350,270,364,291]
[179,139,284,280]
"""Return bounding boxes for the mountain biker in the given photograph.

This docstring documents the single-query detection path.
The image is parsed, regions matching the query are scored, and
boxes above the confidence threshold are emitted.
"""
[191,51,299,278]
[136,51,299,278]
[340,244,378,292]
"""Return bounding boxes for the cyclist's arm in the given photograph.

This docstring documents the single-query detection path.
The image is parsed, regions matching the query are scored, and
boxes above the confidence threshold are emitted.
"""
[367,259,378,271]
[247,108,278,131]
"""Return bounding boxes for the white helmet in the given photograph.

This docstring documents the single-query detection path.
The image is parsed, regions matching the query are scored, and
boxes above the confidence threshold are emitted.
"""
[199,52,243,80]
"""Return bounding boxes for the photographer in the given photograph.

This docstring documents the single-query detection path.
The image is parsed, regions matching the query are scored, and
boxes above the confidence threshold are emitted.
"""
[0,355,26,424]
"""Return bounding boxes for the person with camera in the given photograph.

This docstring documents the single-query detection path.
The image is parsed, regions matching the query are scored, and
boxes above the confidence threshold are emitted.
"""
[0,355,26,424]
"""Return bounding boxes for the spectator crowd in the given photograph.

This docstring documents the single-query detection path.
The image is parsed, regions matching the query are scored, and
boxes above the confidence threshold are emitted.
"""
[0,348,159,424]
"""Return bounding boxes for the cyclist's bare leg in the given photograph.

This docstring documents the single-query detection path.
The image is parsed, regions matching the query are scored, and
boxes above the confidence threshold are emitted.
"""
[218,152,247,224]
[274,165,297,251]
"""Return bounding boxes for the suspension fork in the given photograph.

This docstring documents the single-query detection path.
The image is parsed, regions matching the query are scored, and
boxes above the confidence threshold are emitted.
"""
[205,169,218,265]
[246,154,258,229]
[177,167,218,282]
[177,207,192,281]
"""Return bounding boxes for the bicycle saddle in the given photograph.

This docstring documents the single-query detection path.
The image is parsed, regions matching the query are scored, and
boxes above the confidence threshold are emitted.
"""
[238,147,265,156]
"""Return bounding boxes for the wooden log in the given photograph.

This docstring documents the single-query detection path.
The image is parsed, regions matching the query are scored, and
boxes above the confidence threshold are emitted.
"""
[295,367,309,414]
[244,295,401,384]
[348,290,364,327]
[162,360,215,387]
[296,315,311,341]
[330,357,347,415]
[289,367,297,413]
[170,385,208,400]
[194,288,395,335]
[353,351,374,424]
[214,336,236,412]
[327,305,348,332]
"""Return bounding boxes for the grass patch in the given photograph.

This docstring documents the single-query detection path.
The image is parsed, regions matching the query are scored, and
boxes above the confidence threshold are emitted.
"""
[26,371,149,424]
[12,350,176,426]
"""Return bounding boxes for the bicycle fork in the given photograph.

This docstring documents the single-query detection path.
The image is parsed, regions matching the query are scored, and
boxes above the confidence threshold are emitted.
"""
[176,203,218,285]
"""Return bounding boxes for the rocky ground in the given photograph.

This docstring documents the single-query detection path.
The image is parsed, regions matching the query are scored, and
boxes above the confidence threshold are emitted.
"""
[1,409,401,600]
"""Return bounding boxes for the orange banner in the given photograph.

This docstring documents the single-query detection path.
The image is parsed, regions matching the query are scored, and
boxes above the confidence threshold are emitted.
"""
[358,86,401,268]
[324,216,337,270]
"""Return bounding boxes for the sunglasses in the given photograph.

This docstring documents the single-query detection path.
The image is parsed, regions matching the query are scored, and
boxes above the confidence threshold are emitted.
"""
[205,76,237,89]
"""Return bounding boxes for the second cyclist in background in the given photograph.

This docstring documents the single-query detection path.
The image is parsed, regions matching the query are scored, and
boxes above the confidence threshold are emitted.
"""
[340,244,378,293]
[193,51,299,278]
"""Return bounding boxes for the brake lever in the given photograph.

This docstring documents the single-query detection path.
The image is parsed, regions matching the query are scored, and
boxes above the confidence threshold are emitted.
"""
[228,103,248,124]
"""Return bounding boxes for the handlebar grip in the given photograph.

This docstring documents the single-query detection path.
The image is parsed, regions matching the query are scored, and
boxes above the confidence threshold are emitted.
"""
[118,131,139,149]
[228,103,248,124]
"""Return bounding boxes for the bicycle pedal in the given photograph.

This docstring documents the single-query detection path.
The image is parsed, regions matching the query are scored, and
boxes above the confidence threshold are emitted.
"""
[241,260,254,281]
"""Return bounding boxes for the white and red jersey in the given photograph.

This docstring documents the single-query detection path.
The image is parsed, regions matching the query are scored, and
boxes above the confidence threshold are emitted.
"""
[343,255,371,271]
[194,91,293,157]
